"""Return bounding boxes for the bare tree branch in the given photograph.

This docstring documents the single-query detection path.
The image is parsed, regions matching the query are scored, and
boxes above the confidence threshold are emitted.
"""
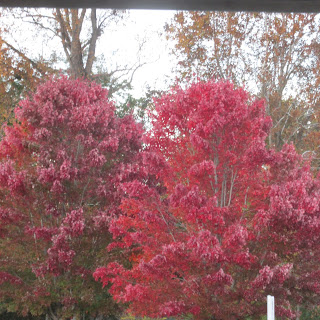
[85,9,99,78]
[1,39,53,75]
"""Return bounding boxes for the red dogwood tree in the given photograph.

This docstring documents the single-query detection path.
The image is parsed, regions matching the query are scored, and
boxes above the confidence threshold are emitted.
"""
[0,77,148,319]
[95,81,320,319]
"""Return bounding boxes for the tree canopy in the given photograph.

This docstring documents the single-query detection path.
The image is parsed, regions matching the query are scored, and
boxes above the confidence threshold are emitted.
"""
[0,77,146,319]
[95,81,320,320]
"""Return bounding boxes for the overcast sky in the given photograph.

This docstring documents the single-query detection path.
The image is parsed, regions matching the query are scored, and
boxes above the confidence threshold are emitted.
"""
[97,9,178,97]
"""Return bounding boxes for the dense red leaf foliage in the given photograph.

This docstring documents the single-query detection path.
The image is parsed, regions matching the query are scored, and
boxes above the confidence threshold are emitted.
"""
[95,81,320,319]
[0,77,147,318]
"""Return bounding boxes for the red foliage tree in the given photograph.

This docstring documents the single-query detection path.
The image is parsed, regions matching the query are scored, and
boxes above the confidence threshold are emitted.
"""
[0,77,146,319]
[95,81,320,319]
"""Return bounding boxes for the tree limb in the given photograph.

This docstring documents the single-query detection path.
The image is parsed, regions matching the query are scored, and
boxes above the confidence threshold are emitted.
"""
[2,39,53,75]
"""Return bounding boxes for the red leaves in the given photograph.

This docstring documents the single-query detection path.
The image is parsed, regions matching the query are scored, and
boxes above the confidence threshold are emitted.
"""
[0,272,23,286]
[3,77,320,319]
[250,264,293,290]
[0,161,27,195]
[121,181,155,200]
[99,80,320,319]
[25,226,56,242]
[62,209,85,237]
[99,81,271,319]
[188,160,215,179]
[0,77,145,317]
[205,269,233,286]
[160,300,187,317]
[88,148,106,167]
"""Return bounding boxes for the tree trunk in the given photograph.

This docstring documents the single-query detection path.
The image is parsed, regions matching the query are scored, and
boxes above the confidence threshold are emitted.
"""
[55,8,88,79]
[296,304,300,320]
